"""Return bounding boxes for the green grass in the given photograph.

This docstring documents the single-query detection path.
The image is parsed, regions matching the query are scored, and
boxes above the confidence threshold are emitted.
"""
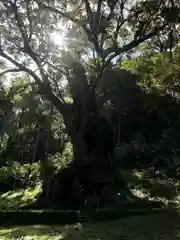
[0,209,180,239]
[0,225,67,239]
[0,169,180,239]
[0,186,42,209]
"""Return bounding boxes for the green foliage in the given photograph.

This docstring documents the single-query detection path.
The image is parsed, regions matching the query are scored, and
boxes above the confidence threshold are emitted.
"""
[122,46,180,95]
[0,186,42,209]
[0,133,8,153]
[0,0,180,212]
[107,46,180,176]
[0,162,41,191]
[47,141,73,172]
[0,136,73,192]
[0,77,68,165]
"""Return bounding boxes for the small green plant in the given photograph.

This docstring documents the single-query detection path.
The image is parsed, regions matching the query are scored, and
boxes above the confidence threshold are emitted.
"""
[0,133,8,153]
[47,141,73,172]
[0,161,41,192]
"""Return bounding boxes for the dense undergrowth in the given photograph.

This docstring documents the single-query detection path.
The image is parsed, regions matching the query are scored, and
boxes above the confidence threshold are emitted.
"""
[0,168,180,210]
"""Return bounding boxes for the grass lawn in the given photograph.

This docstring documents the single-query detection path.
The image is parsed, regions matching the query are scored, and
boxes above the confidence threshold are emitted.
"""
[0,169,180,239]
[0,209,180,239]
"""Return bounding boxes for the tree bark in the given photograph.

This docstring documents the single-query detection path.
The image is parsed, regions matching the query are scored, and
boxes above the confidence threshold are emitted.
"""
[117,113,121,147]
[33,110,133,210]
[29,73,133,210]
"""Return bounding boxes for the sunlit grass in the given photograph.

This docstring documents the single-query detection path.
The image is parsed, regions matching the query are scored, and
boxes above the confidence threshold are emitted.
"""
[0,210,180,239]
[0,185,42,209]
[0,225,67,239]
[1,169,180,210]
[0,169,180,239]
[0,224,85,240]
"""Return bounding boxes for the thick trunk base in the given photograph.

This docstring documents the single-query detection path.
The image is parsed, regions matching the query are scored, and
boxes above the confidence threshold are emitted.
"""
[33,156,135,210]
[30,116,135,210]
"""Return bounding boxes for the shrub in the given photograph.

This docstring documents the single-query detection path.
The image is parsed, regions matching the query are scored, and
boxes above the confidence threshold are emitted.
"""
[0,162,40,192]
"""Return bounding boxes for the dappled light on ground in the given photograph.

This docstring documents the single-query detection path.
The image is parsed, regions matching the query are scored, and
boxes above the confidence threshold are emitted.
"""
[0,210,180,239]
[122,169,180,207]
[0,169,180,211]
[0,225,67,239]
[0,170,180,239]
[0,186,42,209]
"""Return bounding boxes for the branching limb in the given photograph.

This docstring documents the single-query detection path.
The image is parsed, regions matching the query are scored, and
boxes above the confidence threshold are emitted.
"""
[105,23,167,65]
[38,3,80,24]
[6,1,49,83]
[39,2,104,57]
[8,0,29,47]
[0,51,66,112]
[0,51,42,84]
[91,23,167,93]
[26,0,33,42]
[84,0,93,26]
[107,0,118,21]
[0,68,22,77]
[45,71,66,104]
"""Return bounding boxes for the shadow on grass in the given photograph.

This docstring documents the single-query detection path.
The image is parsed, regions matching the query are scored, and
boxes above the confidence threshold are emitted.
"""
[0,209,180,239]
[81,208,180,240]
[0,169,180,239]
[1,169,178,211]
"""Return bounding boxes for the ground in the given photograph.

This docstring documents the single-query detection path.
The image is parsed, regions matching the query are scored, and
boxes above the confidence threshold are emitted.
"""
[0,169,180,239]
[0,209,180,239]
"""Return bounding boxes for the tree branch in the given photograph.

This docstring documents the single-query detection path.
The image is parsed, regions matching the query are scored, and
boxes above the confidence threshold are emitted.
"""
[0,68,22,77]
[105,23,167,65]
[0,51,42,84]
[91,23,167,93]
[39,3,80,24]
[45,71,66,104]
[107,0,118,21]
[84,0,93,26]
[8,0,48,82]
[8,0,29,47]
[39,2,103,57]
[0,51,69,115]
[113,0,127,42]
[26,0,33,42]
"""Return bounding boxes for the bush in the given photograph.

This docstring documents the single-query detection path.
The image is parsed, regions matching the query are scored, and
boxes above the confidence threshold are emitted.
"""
[0,162,40,192]
[47,141,73,172]
[0,186,42,209]
[0,141,73,193]
[0,142,73,192]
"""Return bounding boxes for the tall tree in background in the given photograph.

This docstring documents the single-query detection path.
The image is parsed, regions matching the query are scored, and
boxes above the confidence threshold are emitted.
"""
[0,0,180,208]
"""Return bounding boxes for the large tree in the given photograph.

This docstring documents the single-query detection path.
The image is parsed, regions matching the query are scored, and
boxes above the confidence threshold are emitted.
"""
[0,0,180,209]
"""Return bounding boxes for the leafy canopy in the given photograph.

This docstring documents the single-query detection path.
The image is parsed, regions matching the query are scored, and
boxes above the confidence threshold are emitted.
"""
[0,0,180,109]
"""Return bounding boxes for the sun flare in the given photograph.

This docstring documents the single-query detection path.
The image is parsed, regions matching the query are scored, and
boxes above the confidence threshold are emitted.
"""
[51,32,65,46]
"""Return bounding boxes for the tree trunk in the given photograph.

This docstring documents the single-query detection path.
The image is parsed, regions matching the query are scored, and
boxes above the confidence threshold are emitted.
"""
[117,113,121,147]
[33,112,133,210]
[71,131,89,160]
